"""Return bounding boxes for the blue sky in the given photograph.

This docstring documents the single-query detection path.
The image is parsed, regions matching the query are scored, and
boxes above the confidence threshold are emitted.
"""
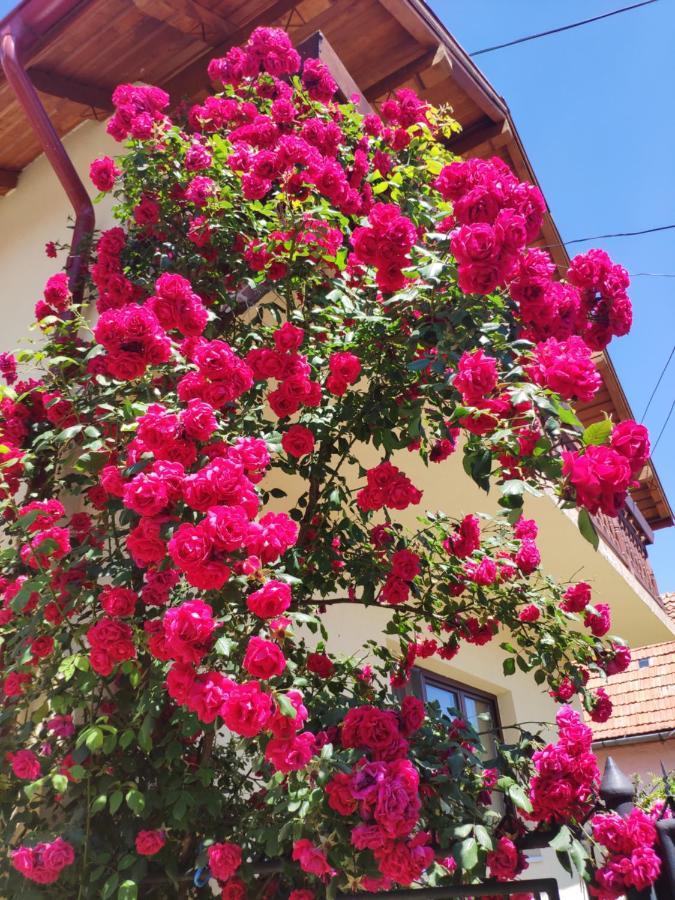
[0,0,673,587]
[429,0,675,592]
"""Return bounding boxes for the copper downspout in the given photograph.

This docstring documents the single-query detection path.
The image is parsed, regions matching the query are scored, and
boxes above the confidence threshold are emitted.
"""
[0,31,94,300]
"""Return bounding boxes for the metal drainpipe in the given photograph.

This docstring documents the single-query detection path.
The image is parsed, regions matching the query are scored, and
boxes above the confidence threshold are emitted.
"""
[0,31,95,301]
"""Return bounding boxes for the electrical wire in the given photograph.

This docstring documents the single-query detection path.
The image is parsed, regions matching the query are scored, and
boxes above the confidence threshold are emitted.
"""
[470,0,659,57]
[630,273,675,279]
[640,344,675,423]
[538,224,675,256]
[652,396,675,454]
[564,223,675,246]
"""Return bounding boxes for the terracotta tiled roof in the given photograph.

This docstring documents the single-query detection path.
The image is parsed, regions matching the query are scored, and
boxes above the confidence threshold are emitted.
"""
[586,641,675,741]
[662,593,675,620]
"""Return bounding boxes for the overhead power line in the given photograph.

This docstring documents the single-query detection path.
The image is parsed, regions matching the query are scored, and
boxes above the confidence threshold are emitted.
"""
[540,223,675,256]
[630,272,675,279]
[652,397,675,454]
[564,223,675,246]
[470,0,659,57]
[640,344,675,423]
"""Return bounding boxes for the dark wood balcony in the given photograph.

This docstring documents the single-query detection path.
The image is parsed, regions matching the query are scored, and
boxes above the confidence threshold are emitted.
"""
[592,497,660,599]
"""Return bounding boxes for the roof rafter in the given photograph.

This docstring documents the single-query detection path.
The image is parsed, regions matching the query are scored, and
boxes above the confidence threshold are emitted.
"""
[131,0,233,40]
[444,116,510,155]
[27,67,113,111]
[0,168,19,191]
[162,0,300,103]
[363,46,439,101]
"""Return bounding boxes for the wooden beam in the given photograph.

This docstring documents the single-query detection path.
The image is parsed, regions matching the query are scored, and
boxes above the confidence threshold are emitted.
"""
[132,0,232,40]
[27,68,113,111]
[376,0,436,47]
[164,0,299,104]
[296,31,373,115]
[444,117,510,155]
[363,46,438,101]
[0,168,19,190]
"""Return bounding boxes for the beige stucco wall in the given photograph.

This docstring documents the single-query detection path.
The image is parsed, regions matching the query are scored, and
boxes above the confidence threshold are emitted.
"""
[3,116,671,899]
[594,738,675,787]
[0,119,117,353]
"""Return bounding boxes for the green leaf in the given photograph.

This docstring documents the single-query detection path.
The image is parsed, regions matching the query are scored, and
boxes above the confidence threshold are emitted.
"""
[101,874,119,899]
[508,783,533,813]
[137,715,153,754]
[91,794,107,814]
[502,657,516,676]
[475,825,493,851]
[51,774,68,793]
[214,636,234,657]
[501,479,525,497]
[549,825,572,852]
[556,849,573,876]
[109,790,124,814]
[578,508,599,550]
[555,402,583,430]
[118,881,138,900]
[582,419,612,447]
[459,836,478,870]
[126,788,145,815]
[86,727,104,752]
[570,838,588,876]
[276,694,298,719]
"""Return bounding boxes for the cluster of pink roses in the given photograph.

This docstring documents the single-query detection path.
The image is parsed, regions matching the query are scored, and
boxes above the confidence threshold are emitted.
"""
[247,323,323,418]
[434,157,632,352]
[528,706,600,824]
[34,273,72,322]
[106,83,170,142]
[528,335,601,403]
[1,23,655,897]
[208,26,301,86]
[356,461,423,512]
[351,201,418,292]
[486,836,528,882]
[436,156,544,296]
[563,420,650,516]
[10,838,75,885]
[93,303,171,380]
[321,698,436,886]
[89,227,140,312]
[590,807,661,898]
[567,248,632,351]
[86,616,136,676]
[380,548,421,606]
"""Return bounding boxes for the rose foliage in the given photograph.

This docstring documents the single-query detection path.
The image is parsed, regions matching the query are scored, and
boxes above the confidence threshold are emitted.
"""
[0,26,658,900]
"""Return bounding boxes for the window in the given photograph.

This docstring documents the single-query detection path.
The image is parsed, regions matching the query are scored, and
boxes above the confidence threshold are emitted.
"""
[413,670,501,762]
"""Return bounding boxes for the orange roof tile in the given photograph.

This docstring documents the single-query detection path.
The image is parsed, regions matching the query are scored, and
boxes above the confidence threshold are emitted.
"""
[586,641,675,741]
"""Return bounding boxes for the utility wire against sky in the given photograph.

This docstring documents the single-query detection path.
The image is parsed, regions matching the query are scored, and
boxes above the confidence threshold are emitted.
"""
[539,223,675,256]
[470,0,659,56]
[640,344,675,423]
[563,223,675,245]
[652,397,675,455]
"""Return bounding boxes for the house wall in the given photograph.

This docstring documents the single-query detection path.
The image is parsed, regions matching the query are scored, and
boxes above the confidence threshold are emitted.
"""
[2,114,670,900]
[594,738,675,787]
[0,119,117,353]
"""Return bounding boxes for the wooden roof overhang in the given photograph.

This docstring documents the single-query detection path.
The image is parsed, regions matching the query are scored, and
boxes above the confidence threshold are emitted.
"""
[0,0,671,530]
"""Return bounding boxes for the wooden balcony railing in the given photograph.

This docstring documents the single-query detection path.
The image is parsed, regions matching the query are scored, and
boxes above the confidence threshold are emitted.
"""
[591,497,660,599]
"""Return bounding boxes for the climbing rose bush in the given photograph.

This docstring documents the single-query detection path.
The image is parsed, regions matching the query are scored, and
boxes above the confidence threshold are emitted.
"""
[0,26,657,899]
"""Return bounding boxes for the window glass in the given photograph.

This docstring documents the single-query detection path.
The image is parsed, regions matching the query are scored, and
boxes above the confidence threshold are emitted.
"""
[424,682,459,718]
[464,695,498,761]
[417,672,499,763]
